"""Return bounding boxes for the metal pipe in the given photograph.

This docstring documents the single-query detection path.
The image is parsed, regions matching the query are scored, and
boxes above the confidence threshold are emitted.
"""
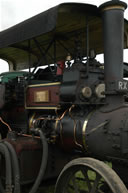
[0,143,12,193]
[29,129,48,193]
[4,141,20,193]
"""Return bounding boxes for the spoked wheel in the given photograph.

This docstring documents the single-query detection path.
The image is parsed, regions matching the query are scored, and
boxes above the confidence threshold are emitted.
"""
[55,157,128,193]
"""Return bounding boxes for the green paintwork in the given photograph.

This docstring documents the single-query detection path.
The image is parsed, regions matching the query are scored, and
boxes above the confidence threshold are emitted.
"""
[0,71,28,83]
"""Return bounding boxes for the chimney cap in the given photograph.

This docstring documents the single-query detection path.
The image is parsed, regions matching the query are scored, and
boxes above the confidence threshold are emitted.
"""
[99,0,127,11]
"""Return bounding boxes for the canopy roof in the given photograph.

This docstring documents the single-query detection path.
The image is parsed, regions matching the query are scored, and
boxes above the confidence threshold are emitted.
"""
[0,3,127,70]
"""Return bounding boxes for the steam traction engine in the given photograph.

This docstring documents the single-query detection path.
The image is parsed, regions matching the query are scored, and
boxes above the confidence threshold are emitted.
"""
[0,0,128,192]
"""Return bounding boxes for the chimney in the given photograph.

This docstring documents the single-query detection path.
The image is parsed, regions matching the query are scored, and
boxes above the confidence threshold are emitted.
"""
[100,1,127,100]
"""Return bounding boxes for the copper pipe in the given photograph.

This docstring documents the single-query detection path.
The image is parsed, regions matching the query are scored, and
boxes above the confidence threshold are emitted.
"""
[18,133,40,139]
[0,117,12,131]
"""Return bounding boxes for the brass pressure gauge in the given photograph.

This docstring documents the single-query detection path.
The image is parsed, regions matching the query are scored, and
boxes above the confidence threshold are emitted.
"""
[82,87,92,98]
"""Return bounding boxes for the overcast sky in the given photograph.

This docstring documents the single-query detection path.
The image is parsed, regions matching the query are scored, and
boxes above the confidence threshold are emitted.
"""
[0,0,127,72]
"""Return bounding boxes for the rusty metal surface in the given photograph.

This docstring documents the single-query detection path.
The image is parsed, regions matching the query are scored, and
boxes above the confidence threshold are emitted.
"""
[2,136,42,184]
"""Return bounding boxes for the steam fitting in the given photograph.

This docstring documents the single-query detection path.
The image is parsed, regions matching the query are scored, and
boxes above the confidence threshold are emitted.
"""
[81,87,92,98]
[30,128,40,135]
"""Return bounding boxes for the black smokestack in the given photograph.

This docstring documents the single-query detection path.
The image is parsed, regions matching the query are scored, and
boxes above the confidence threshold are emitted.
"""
[100,1,127,93]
